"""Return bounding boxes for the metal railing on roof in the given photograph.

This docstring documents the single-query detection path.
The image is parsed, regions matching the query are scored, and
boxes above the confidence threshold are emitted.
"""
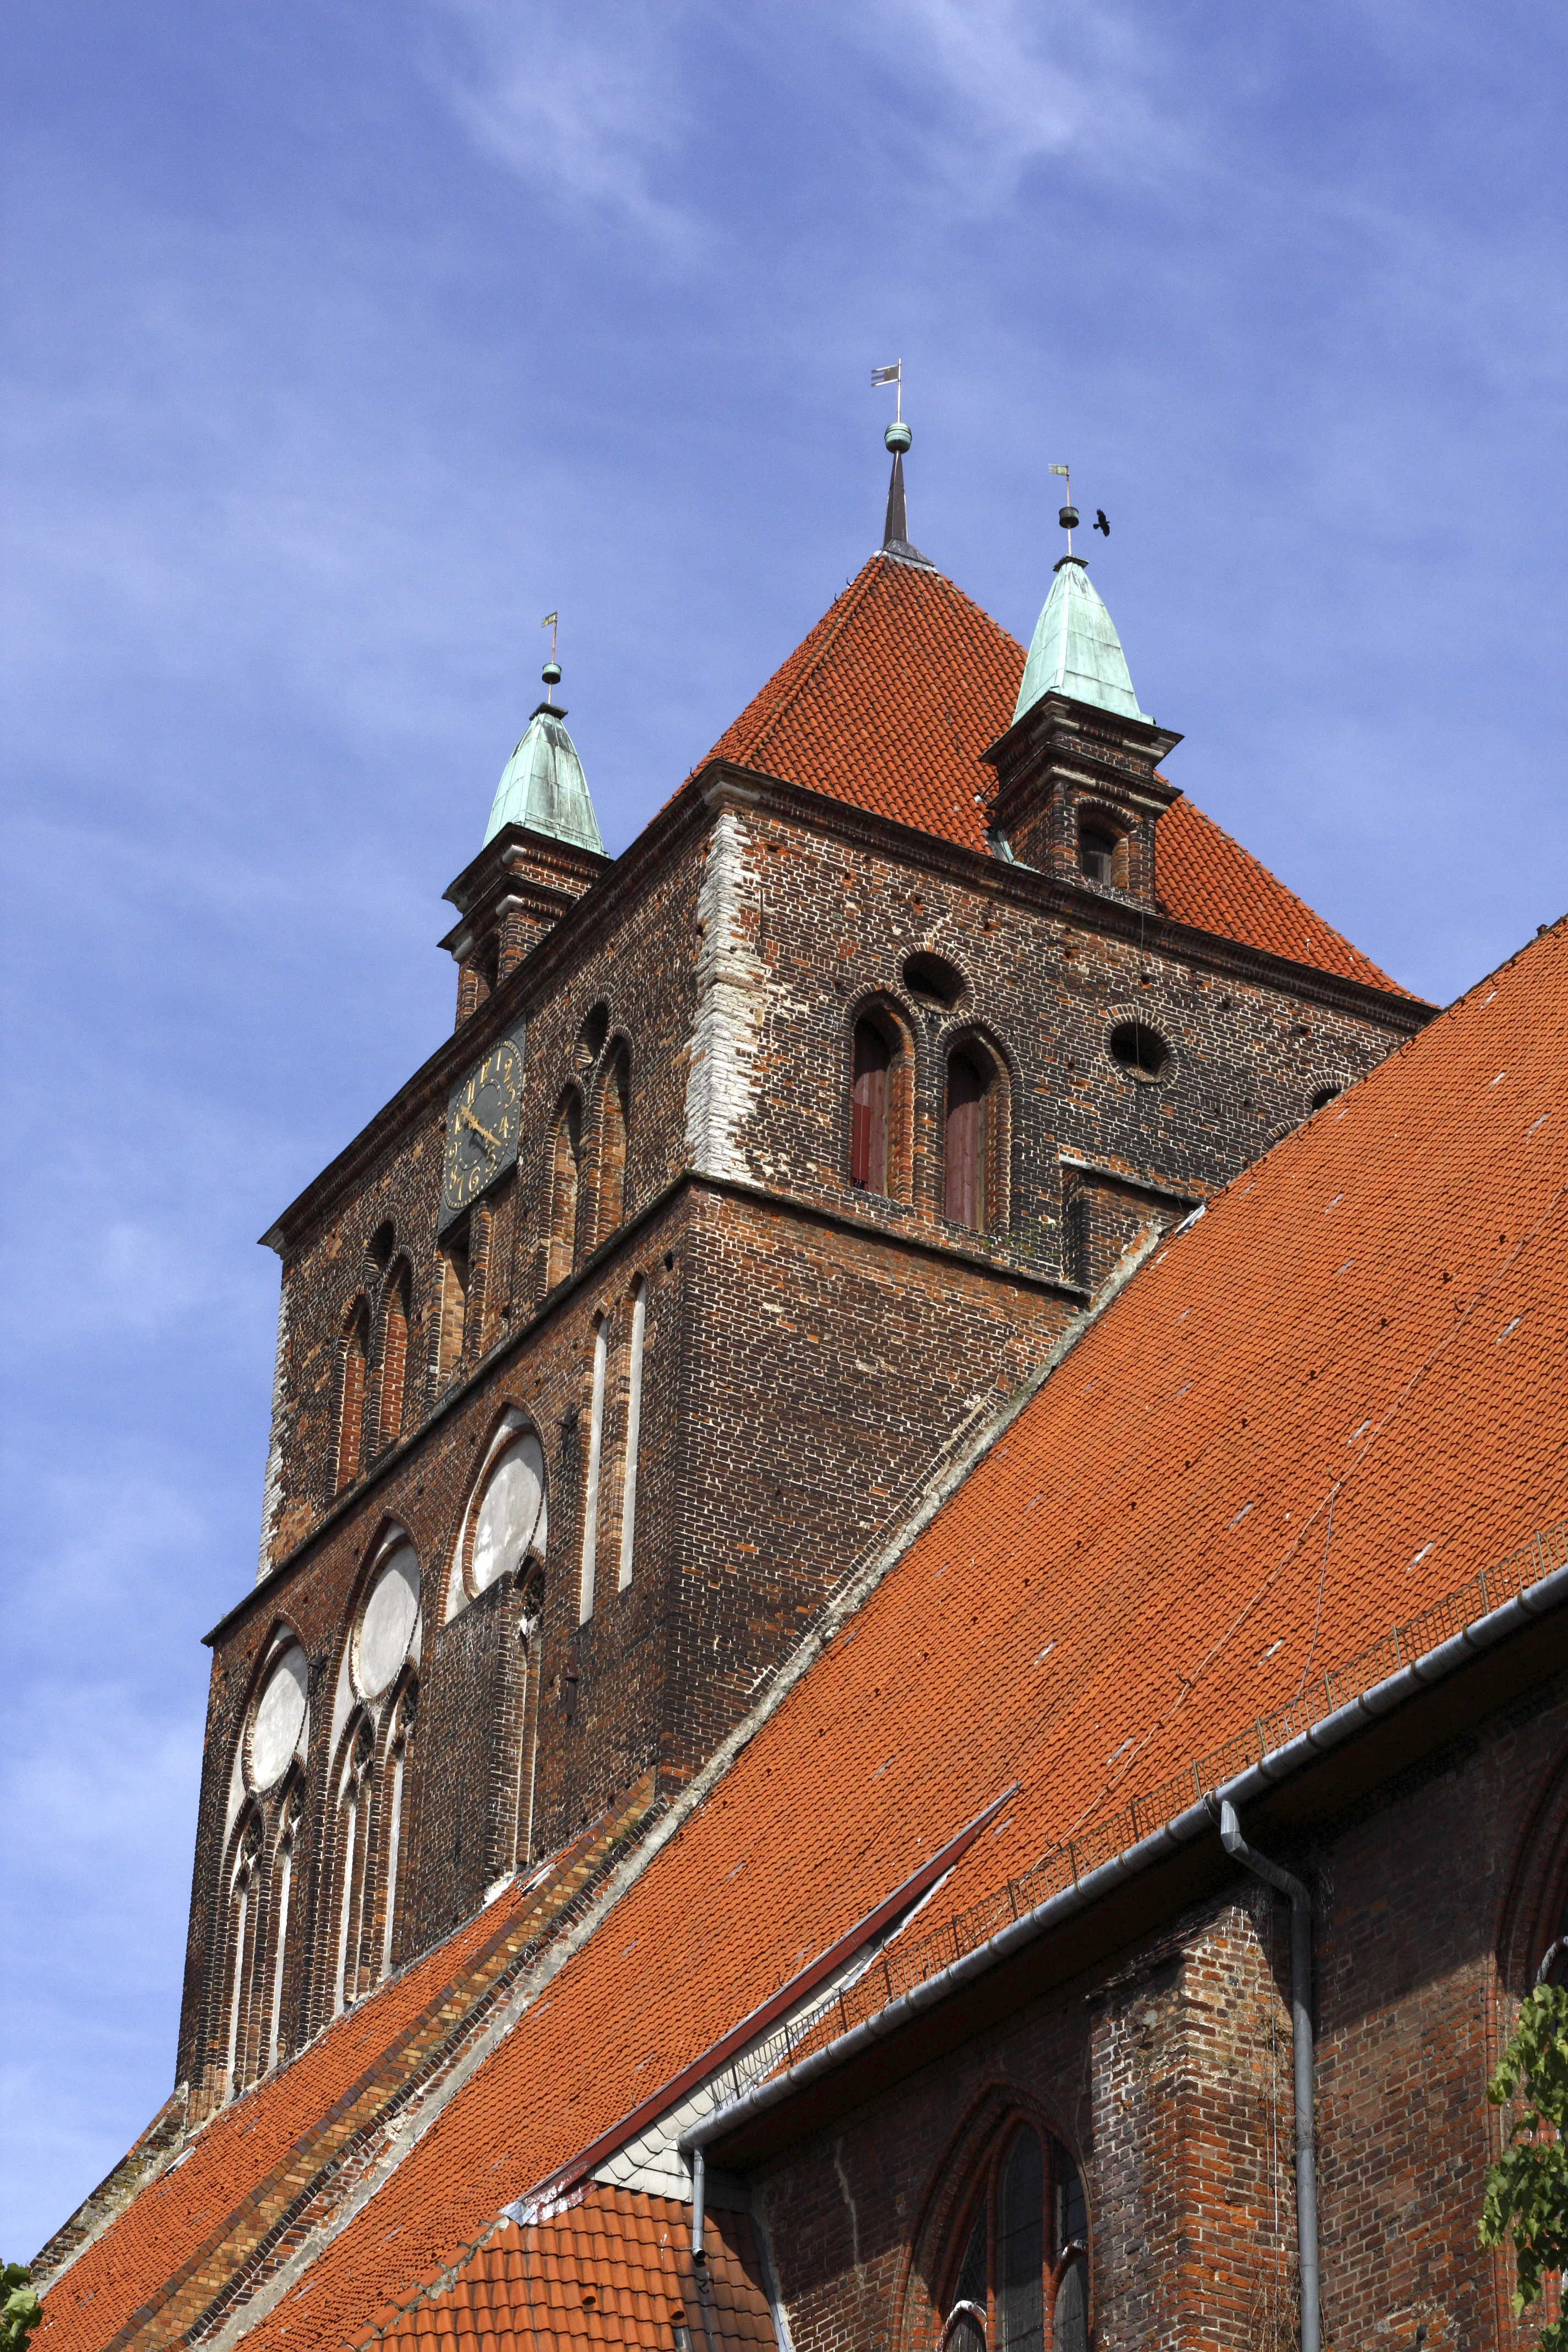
[706,1520,1568,2109]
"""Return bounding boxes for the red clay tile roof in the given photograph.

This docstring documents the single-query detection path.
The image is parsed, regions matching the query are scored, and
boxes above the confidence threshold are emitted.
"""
[47,917,1566,2352]
[696,554,1405,995]
[361,2188,773,2352]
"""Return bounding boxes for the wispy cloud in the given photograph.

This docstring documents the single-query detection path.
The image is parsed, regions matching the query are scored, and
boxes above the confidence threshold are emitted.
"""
[846,0,1184,208]
[432,0,701,250]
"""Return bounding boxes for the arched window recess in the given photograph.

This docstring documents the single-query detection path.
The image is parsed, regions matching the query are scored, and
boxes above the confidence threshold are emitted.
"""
[335,1298,372,1491]
[943,1032,1010,1237]
[1075,805,1130,892]
[374,1259,412,1453]
[587,1042,631,1251]
[545,1088,585,1291]
[218,1634,311,2101]
[848,998,915,1202]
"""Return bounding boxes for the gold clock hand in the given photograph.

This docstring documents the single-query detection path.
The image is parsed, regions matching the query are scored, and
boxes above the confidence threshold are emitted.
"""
[459,1107,504,1152]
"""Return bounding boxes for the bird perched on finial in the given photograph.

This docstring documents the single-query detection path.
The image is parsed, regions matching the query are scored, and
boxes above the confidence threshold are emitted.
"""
[1094,510,1110,538]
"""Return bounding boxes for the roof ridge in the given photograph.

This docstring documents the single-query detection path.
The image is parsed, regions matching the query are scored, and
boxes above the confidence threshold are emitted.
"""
[1172,799,1403,993]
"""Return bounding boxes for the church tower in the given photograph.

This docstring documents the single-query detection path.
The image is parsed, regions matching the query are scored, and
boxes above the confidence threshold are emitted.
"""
[175,433,1429,2121]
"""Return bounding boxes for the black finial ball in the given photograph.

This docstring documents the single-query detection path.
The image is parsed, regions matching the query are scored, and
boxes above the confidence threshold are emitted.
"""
[541,660,563,688]
[1058,505,1080,531]
[884,420,912,454]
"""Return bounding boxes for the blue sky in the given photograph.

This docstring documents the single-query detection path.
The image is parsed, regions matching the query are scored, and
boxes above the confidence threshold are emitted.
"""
[3,0,1565,2259]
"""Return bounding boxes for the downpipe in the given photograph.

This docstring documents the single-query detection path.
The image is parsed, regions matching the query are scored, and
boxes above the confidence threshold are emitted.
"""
[1219,1801,1321,2352]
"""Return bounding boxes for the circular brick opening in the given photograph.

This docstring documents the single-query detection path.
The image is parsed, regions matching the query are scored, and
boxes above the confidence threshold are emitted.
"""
[1310,1084,1342,1112]
[1107,1020,1171,1081]
[903,951,965,1009]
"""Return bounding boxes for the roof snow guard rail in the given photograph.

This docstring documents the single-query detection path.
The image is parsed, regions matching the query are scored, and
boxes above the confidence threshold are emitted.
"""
[698,1520,1568,2115]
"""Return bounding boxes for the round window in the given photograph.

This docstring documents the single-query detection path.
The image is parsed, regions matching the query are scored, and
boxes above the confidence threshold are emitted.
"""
[250,1646,308,1790]
[356,1544,421,1700]
[1107,1020,1172,1081]
[471,1433,547,1593]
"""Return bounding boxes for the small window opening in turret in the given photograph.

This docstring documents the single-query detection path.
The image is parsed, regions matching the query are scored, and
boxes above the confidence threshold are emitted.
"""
[1108,1020,1171,1081]
[1080,823,1121,888]
[903,951,965,1011]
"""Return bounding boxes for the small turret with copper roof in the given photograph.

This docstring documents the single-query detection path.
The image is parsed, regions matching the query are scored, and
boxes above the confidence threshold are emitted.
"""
[984,462,1181,902]
[439,613,609,1026]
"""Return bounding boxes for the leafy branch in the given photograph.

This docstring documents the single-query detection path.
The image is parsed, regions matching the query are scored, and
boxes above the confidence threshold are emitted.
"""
[1,2266,41,2352]
[1483,1984,1568,2350]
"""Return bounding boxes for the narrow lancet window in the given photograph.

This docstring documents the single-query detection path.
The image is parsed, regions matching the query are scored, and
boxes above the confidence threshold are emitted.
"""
[945,1050,990,1231]
[336,1303,371,1490]
[580,1316,608,1623]
[618,1280,647,1591]
[851,1019,892,1192]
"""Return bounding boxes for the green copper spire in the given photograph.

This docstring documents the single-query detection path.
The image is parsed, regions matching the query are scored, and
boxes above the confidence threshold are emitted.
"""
[483,625,605,852]
[1012,555,1150,726]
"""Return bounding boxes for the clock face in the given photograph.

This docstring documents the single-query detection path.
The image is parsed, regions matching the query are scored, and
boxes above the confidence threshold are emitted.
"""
[442,1039,524,1218]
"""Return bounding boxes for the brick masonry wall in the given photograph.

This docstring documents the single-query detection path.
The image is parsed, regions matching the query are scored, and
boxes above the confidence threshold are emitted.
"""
[183,775,1423,2108]
[750,1678,1568,2352]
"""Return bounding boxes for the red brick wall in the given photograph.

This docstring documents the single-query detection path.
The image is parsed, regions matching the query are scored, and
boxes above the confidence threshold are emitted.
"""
[750,1686,1568,2352]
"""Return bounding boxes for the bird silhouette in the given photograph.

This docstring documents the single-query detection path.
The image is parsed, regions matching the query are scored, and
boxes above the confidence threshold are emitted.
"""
[1094,509,1110,537]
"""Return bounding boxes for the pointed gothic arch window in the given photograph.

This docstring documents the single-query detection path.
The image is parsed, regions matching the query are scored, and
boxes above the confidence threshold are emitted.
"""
[937,2124,1088,2352]
[547,1092,584,1289]
[333,1713,377,2014]
[377,1261,411,1449]
[221,1638,310,2100]
[336,1300,371,1490]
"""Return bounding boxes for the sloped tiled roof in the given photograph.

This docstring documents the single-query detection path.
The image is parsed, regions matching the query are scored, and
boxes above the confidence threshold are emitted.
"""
[696,554,1405,995]
[43,912,1566,2352]
[361,2188,774,2352]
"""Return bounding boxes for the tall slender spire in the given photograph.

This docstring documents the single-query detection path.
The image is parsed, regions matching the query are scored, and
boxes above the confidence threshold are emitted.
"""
[483,625,605,852]
[871,360,935,569]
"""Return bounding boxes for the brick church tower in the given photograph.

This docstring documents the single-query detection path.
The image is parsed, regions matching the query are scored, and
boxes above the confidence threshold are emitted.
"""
[175,431,1428,2121]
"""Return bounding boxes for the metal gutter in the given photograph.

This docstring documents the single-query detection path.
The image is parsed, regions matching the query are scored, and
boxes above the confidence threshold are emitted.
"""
[680,1556,1568,2157]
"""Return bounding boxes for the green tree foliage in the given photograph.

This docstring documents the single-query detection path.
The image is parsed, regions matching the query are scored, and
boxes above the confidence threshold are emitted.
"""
[1484,1983,1568,2349]
[0,2266,41,2352]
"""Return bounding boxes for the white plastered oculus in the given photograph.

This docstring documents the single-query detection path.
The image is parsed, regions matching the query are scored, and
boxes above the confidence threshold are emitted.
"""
[356,1543,421,1700]
[249,1645,309,1790]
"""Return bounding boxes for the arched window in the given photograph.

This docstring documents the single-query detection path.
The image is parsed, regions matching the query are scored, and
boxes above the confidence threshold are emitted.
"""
[939,2125,1088,2352]
[333,1714,375,2015]
[617,1280,647,1592]
[547,1093,584,1289]
[945,1046,1003,1233]
[333,1541,422,2006]
[592,1049,630,1249]
[377,1263,410,1450]
[848,1005,914,1201]
[336,1302,371,1491]
[222,1640,309,2099]
[852,1018,892,1191]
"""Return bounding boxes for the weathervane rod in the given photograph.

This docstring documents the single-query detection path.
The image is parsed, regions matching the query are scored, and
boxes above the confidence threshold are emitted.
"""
[871,358,903,426]
[1049,463,1075,556]
[541,610,560,705]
